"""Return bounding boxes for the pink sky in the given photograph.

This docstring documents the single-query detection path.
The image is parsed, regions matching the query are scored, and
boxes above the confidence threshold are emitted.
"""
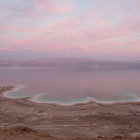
[0,0,140,60]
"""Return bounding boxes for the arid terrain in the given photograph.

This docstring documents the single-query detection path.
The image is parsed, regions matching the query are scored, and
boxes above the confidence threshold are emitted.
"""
[0,127,140,140]
[0,86,140,140]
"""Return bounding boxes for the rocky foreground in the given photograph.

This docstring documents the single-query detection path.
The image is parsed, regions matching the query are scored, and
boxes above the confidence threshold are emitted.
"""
[0,86,140,140]
[0,126,140,140]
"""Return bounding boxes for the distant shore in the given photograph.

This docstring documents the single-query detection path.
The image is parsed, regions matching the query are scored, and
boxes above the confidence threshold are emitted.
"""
[0,86,140,139]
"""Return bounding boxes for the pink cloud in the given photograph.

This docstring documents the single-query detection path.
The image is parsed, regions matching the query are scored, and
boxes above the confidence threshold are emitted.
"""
[1,0,140,60]
[8,27,36,32]
[4,15,140,55]
[118,19,140,34]
[29,0,74,14]
[0,47,20,52]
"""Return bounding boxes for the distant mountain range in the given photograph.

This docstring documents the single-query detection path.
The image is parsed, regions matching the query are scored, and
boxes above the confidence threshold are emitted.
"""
[0,58,140,70]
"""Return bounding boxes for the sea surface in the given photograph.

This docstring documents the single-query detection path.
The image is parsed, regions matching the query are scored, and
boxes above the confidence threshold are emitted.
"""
[0,68,140,105]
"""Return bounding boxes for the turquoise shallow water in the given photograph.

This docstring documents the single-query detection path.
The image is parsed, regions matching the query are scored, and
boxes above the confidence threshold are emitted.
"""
[1,69,140,105]
[4,87,140,105]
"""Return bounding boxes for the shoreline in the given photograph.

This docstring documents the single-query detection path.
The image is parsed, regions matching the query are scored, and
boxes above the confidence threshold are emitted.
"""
[1,85,140,106]
[0,86,140,139]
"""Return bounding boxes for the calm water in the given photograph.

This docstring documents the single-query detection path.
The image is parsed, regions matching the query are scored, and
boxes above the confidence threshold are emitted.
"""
[0,69,140,104]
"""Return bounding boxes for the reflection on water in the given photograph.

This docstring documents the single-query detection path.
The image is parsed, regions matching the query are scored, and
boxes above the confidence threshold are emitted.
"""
[0,69,140,104]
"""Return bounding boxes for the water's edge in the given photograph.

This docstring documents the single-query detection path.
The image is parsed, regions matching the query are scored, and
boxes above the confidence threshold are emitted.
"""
[2,85,140,106]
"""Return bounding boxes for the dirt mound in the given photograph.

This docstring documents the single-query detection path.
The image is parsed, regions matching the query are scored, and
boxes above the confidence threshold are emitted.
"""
[0,126,53,140]
[6,126,40,134]
[0,127,140,140]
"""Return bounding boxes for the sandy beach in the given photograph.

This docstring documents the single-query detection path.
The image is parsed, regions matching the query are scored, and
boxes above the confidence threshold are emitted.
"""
[0,86,140,140]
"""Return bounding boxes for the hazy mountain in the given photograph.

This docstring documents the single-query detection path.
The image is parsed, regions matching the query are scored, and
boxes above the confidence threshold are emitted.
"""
[0,58,140,70]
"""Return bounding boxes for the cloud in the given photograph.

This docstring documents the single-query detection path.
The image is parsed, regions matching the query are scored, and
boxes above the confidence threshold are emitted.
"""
[0,0,140,60]
[29,0,74,14]
[8,27,36,32]
[3,12,140,55]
